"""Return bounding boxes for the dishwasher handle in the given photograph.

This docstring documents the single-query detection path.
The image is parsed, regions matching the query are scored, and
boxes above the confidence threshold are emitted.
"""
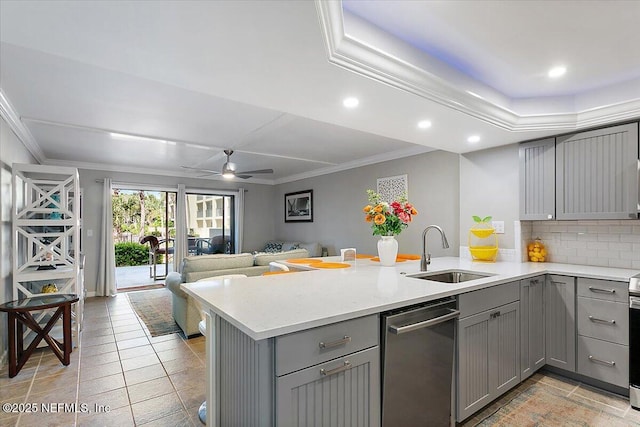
[388,308,460,335]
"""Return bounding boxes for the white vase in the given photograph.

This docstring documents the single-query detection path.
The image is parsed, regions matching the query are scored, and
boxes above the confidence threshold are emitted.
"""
[377,235,398,266]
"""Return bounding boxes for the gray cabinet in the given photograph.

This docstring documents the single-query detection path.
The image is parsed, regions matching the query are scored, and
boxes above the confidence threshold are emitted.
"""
[274,315,380,427]
[519,138,556,220]
[576,278,629,388]
[457,284,520,422]
[520,276,545,380]
[545,275,576,371]
[556,122,639,220]
[276,347,379,427]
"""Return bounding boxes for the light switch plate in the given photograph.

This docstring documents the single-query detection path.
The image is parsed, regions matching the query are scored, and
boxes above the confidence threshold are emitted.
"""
[492,221,505,234]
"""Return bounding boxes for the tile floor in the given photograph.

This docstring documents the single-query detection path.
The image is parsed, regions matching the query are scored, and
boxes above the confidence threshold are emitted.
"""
[2,293,640,426]
[462,371,640,426]
[0,293,205,427]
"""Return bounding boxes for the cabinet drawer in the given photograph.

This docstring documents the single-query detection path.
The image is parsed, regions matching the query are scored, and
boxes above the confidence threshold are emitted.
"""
[459,281,519,318]
[577,297,628,345]
[275,315,379,376]
[577,278,628,303]
[577,336,628,388]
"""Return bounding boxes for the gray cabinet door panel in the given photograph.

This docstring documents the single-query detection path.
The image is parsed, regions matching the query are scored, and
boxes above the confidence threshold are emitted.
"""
[556,122,639,220]
[457,310,492,421]
[492,301,520,395]
[545,275,576,371]
[457,299,520,422]
[520,138,556,220]
[521,277,545,380]
[275,347,380,427]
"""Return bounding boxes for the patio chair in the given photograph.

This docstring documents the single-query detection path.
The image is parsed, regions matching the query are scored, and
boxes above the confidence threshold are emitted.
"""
[139,235,174,280]
[196,235,228,255]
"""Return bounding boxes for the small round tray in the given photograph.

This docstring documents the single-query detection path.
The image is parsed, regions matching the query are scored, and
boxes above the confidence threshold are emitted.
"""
[285,258,324,264]
[370,257,408,262]
[397,254,421,260]
[313,262,351,269]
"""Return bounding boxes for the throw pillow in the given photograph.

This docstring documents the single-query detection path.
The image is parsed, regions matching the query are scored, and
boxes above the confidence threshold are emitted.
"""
[281,241,300,251]
[263,241,283,253]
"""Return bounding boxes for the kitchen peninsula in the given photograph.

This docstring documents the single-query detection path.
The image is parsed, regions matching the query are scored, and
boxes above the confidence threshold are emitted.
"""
[182,257,639,426]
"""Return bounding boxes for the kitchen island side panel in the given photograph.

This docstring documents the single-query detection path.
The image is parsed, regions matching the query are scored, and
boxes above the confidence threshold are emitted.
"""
[218,317,274,427]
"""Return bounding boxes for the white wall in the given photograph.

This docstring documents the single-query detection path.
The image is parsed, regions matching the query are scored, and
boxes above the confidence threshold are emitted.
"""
[0,117,37,367]
[459,144,520,258]
[78,169,275,295]
[274,150,460,257]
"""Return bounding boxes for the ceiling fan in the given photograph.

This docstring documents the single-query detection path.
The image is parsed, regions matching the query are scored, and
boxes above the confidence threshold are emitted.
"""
[182,149,274,179]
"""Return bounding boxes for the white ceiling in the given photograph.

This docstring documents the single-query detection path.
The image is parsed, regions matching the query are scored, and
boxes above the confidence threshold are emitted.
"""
[1,0,639,184]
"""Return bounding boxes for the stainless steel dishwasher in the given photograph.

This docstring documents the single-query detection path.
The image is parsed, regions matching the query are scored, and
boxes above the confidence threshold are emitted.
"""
[381,297,459,426]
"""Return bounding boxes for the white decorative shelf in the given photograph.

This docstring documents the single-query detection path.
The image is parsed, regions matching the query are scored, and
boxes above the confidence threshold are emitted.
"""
[12,164,84,346]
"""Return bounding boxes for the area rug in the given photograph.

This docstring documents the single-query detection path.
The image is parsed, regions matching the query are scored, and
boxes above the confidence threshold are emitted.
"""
[474,382,634,426]
[126,288,182,337]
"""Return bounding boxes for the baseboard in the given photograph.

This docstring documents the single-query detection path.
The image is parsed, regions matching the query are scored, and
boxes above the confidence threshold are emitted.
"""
[85,291,96,298]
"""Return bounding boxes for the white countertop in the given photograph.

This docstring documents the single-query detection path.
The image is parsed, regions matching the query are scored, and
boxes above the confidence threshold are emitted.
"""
[181,256,639,341]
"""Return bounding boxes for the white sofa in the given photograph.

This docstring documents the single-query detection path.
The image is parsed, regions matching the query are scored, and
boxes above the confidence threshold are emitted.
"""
[166,249,310,337]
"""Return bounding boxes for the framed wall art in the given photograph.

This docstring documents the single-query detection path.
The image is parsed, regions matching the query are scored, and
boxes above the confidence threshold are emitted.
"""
[285,190,313,222]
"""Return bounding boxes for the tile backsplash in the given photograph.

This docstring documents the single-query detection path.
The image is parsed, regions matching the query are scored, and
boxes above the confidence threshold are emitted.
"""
[522,220,640,269]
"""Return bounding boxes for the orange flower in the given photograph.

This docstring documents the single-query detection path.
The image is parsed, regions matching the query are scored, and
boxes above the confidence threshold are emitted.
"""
[363,205,372,213]
[374,213,386,225]
[410,207,418,215]
[365,215,373,222]
[373,205,384,213]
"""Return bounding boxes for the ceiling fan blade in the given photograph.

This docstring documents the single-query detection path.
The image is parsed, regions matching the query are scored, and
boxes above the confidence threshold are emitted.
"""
[236,175,253,179]
[235,169,274,175]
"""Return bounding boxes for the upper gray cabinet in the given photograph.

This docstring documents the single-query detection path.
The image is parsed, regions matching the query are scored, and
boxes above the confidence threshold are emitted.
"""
[520,122,639,220]
[519,138,556,220]
[556,122,639,220]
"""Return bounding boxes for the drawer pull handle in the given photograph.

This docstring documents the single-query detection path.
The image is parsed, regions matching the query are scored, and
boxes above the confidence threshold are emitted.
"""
[319,335,351,349]
[490,311,501,319]
[588,286,616,294]
[588,316,616,325]
[588,355,616,367]
[551,281,567,285]
[320,361,352,377]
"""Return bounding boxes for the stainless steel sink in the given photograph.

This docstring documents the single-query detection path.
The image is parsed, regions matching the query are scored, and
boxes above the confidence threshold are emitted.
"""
[409,270,495,283]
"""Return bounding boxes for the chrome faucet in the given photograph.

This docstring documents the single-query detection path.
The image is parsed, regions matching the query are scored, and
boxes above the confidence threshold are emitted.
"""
[421,225,450,271]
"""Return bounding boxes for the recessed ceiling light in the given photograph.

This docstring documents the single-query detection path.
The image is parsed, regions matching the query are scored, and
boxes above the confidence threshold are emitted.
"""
[343,97,359,108]
[417,120,432,129]
[548,66,567,78]
[467,135,481,143]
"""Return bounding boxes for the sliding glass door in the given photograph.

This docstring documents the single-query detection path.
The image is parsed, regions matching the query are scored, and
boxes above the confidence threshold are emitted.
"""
[185,193,235,256]
[112,188,176,289]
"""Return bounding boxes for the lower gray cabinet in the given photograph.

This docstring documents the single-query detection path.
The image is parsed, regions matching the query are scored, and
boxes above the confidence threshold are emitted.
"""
[545,275,576,371]
[276,347,380,427]
[521,276,545,380]
[457,300,520,421]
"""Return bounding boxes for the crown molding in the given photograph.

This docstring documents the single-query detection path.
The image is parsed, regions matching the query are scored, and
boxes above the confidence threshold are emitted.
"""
[316,1,640,133]
[0,90,46,162]
[273,145,434,185]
